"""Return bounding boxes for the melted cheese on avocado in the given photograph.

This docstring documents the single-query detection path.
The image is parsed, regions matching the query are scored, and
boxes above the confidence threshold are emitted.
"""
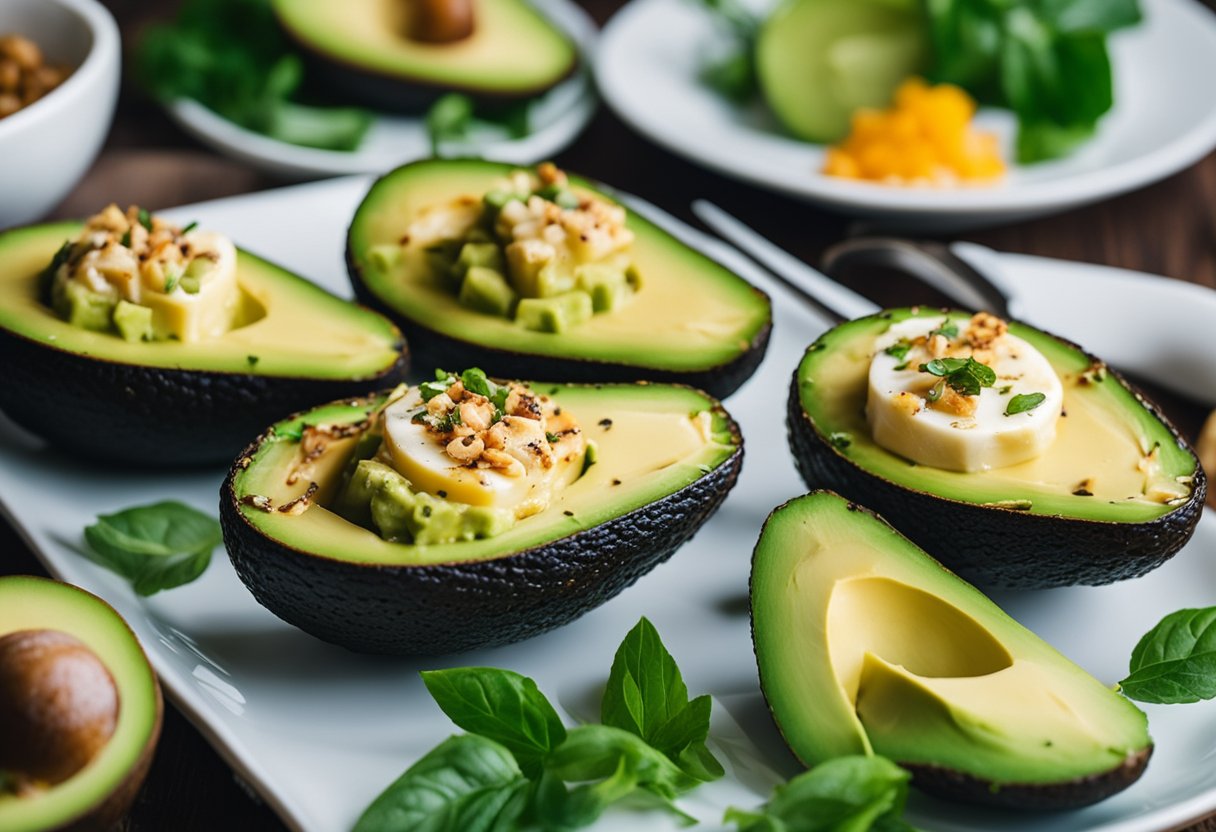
[868,315,1063,472]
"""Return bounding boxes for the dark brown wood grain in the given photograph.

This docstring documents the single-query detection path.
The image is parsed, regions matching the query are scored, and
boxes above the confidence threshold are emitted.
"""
[2,0,1214,829]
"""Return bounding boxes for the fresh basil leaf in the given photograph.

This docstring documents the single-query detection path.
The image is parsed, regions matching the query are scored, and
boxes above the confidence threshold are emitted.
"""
[601,617,722,781]
[83,501,221,596]
[1004,392,1047,416]
[353,734,529,832]
[421,668,566,777]
[526,758,641,831]
[1120,607,1216,704]
[725,756,914,832]
[545,724,696,801]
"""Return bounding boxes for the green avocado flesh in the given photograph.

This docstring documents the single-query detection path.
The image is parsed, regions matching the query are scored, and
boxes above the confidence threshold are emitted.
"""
[795,308,1196,521]
[0,222,402,379]
[348,159,770,375]
[273,0,576,96]
[752,492,1151,793]
[756,0,928,142]
[232,383,738,567]
[0,577,160,832]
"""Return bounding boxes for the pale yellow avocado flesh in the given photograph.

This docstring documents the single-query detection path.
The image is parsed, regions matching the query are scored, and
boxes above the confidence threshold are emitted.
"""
[234,384,737,566]
[752,492,1150,785]
[0,223,402,379]
[273,0,576,94]
[0,577,159,832]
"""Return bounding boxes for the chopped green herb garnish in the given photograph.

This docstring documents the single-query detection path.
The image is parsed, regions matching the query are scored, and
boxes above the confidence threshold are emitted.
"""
[884,340,911,361]
[546,432,560,443]
[138,207,153,231]
[1005,392,1047,416]
[999,385,1013,395]
[246,355,259,366]
[419,378,451,402]
[120,229,132,248]
[828,431,852,450]
[163,270,180,293]
[893,361,910,372]
[460,367,493,398]
[919,356,996,397]
[928,322,959,341]
[181,220,198,234]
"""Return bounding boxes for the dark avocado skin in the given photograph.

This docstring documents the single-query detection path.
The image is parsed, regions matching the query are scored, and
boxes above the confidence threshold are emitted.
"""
[287,36,578,114]
[220,406,743,655]
[0,325,408,467]
[786,371,1207,590]
[904,748,1152,811]
[345,244,773,401]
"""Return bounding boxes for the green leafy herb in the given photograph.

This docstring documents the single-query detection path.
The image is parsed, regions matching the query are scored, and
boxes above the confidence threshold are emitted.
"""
[421,668,567,778]
[696,0,761,102]
[359,617,721,830]
[546,432,560,443]
[352,734,529,832]
[83,501,221,596]
[163,270,180,294]
[884,341,911,361]
[1005,392,1047,416]
[725,755,915,832]
[919,356,996,397]
[925,0,1141,163]
[181,220,198,235]
[602,617,724,783]
[461,367,494,398]
[1119,607,1216,704]
[136,0,371,152]
[137,207,153,231]
[928,322,959,340]
[998,384,1013,395]
[120,229,132,248]
[828,432,853,451]
[419,378,452,402]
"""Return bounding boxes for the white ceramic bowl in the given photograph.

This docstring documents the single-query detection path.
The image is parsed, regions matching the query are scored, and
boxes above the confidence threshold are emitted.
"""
[0,0,119,230]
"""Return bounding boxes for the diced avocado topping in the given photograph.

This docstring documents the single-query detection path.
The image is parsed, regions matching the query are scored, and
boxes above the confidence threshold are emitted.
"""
[335,460,515,545]
[516,292,594,333]
[53,279,116,332]
[408,164,641,329]
[458,267,517,317]
[113,300,152,343]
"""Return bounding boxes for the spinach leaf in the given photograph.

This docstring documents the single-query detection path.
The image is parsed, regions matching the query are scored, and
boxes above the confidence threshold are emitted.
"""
[353,734,529,832]
[421,668,567,777]
[83,501,221,596]
[725,756,915,832]
[602,617,723,782]
[1120,607,1216,704]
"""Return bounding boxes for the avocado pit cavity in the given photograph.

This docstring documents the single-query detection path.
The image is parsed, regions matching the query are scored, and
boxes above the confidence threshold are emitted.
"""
[405,0,475,43]
[0,629,119,792]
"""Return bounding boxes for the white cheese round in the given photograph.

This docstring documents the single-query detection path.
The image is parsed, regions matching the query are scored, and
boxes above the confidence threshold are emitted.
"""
[866,317,1063,472]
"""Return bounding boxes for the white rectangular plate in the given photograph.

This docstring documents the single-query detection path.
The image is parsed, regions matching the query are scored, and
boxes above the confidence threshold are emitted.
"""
[2,177,1214,832]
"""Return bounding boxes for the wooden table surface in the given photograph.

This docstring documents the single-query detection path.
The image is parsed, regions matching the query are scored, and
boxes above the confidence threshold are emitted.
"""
[3,1,1215,829]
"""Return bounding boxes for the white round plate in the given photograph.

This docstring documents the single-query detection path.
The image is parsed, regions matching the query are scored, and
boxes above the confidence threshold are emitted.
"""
[596,0,1216,227]
[165,0,598,179]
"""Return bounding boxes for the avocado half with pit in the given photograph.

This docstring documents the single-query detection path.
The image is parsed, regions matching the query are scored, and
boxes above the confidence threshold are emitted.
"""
[0,576,162,832]
[346,159,772,399]
[272,0,578,112]
[0,221,408,466]
[788,308,1205,588]
[221,382,743,654]
[752,491,1152,810]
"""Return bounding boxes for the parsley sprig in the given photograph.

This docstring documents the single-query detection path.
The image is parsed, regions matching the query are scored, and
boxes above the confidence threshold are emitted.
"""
[1005,392,1047,416]
[919,356,996,399]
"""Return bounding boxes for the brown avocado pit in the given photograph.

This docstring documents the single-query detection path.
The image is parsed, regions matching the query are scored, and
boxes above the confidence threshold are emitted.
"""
[0,630,119,792]
[405,0,475,43]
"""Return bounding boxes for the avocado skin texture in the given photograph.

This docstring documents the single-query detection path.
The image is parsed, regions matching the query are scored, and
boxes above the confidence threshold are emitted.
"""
[348,258,770,400]
[0,325,409,467]
[750,493,1153,812]
[0,577,163,832]
[220,397,744,655]
[904,753,1152,811]
[787,371,1206,589]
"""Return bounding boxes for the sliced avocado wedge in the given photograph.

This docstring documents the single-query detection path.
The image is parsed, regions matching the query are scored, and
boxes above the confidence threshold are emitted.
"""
[0,221,409,466]
[751,492,1152,810]
[0,576,162,832]
[272,0,578,111]
[346,159,772,399]
[221,382,743,654]
[756,0,929,142]
[788,308,1205,588]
